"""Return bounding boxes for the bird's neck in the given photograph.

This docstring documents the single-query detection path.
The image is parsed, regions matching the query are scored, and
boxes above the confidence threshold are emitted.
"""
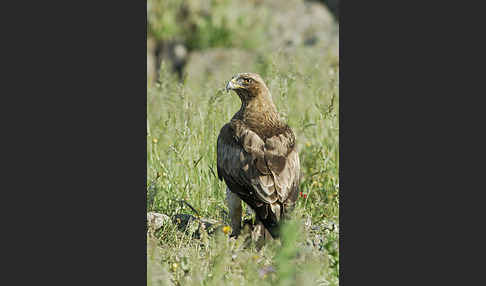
[235,95,281,132]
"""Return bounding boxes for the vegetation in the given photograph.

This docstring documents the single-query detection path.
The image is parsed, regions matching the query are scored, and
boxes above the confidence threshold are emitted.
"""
[147,0,267,51]
[147,0,339,285]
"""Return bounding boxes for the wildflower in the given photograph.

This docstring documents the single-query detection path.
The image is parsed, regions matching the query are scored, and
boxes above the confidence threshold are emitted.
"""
[171,263,178,272]
[299,191,303,197]
[258,266,275,278]
[306,142,311,147]
[222,225,231,235]
[303,194,307,199]
[152,138,158,144]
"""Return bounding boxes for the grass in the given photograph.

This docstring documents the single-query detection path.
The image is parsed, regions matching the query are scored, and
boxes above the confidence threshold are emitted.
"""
[147,0,267,51]
[147,45,339,285]
[147,1,339,284]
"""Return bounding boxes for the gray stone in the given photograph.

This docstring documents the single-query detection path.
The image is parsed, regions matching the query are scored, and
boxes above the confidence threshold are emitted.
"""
[147,212,170,231]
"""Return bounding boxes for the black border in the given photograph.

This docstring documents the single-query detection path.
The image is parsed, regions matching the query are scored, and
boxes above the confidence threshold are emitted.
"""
[3,1,147,284]
[342,1,486,284]
[3,0,484,284]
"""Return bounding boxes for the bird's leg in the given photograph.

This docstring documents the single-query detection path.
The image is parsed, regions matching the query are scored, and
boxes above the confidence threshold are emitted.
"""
[251,216,264,249]
[226,188,242,237]
[251,216,273,250]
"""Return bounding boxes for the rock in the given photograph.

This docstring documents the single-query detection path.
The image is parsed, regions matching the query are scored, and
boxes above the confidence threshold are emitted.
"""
[148,0,339,85]
[184,48,257,87]
[147,212,170,231]
[313,0,339,22]
[263,0,337,50]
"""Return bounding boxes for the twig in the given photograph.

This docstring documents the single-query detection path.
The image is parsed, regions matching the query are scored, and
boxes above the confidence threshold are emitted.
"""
[193,155,203,167]
[324,92,336,119]
[177,200,200,218]
[208,164,217,178]
[147,177,161,211]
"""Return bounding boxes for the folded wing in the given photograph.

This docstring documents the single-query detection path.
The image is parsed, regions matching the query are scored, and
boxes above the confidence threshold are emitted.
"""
[217,122,300,224]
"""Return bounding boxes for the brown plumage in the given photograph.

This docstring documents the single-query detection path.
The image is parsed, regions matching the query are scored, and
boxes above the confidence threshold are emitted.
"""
[217,73,300,238]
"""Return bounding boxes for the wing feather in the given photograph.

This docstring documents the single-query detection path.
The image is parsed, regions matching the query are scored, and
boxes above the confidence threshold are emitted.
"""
[217,122,300,213]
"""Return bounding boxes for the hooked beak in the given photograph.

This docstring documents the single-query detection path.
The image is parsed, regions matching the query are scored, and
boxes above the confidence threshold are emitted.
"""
[225,77,243,92]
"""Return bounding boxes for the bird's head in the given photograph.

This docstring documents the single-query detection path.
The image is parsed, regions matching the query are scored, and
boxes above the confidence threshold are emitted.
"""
[225,73,271,102]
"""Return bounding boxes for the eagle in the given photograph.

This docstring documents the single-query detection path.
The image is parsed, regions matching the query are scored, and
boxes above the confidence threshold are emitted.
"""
[217,72,300,239]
